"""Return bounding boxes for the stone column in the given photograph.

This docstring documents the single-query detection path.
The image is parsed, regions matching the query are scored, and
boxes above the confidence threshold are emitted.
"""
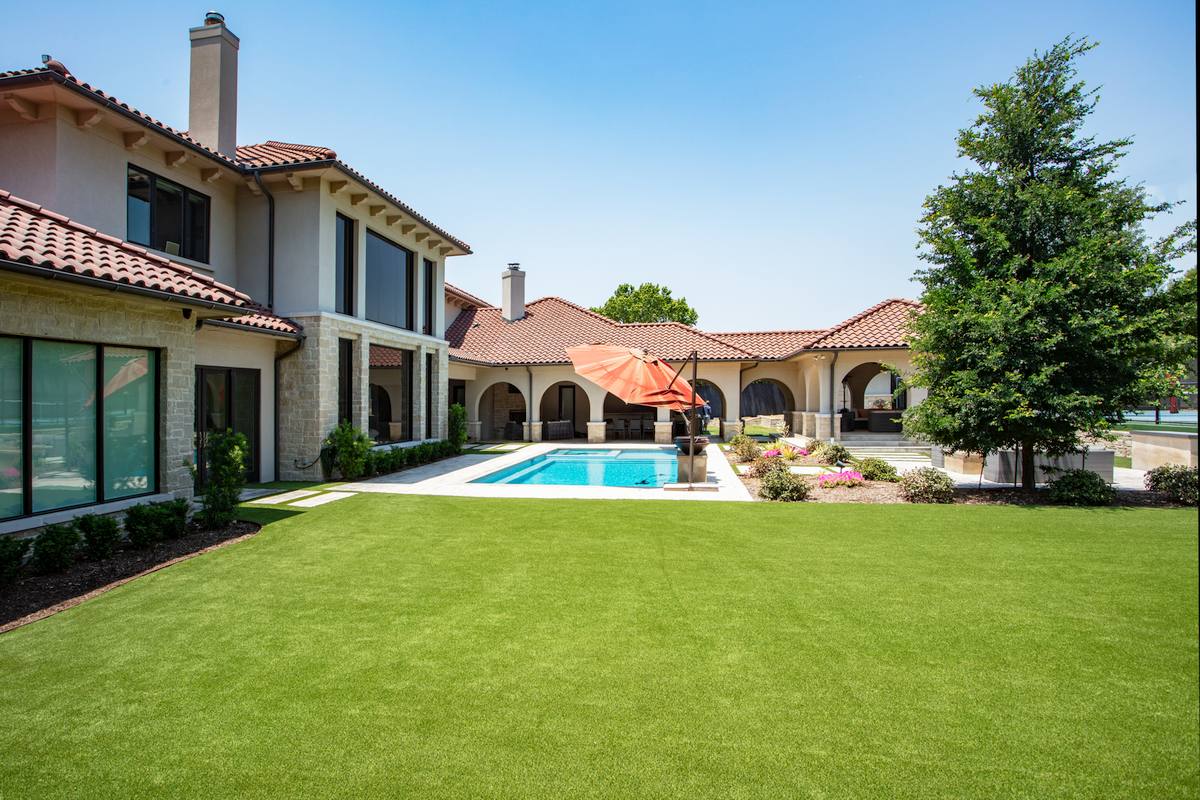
[587,422,606,443]
[721,419,743,438]
[788,411,803,438]
[530,421,543,442]
[814,413,833,441]
[654,422,673,444]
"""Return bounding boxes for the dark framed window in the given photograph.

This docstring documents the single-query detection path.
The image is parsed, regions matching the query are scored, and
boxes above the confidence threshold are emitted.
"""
[425,353,434,439]
[195,367,261,486]
[422,258,436,335]
[335,214,355,315]
[338,338,354,425]
[126,165,210,263]
[0,335,159,521]
[364,230,414,330]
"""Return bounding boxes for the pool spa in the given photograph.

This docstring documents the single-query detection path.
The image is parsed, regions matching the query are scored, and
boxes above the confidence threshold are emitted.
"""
[471,447,679,488]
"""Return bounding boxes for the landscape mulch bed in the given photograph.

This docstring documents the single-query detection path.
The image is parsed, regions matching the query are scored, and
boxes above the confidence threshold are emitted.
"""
[1,520,260,633]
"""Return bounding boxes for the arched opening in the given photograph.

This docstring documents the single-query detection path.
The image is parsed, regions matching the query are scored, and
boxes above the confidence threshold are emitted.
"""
[740,378,794,437]
[693,379,725,435]
[602,393,656,441]
[538,381,591,440]
[478,382,527,440]
[368,384,393,441]
[840,362,905,432]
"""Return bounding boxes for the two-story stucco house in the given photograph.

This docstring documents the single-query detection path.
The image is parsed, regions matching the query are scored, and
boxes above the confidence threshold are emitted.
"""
[0,13,469,533]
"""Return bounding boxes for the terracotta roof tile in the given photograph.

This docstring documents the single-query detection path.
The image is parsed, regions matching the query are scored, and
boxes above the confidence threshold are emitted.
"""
[218,310,303,336]
[447,297,753,365]
[707,329,827,359]
[369,344,409,367]
[807,299,922,349]
[0,189,252,310]
[0,68,470,253]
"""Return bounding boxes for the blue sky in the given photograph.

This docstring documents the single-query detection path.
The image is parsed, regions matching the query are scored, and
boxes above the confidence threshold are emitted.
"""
[3,1,1195,330]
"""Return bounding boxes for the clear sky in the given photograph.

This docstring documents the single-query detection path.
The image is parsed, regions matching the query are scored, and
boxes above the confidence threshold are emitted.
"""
[3,1,1195,330]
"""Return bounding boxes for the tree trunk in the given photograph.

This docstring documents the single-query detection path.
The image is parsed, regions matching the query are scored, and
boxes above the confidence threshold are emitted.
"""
[1020,439,1037,491]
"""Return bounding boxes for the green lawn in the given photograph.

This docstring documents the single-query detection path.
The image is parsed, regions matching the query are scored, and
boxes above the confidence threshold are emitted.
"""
[1115,421,1197,433]
[1,496,1196,798]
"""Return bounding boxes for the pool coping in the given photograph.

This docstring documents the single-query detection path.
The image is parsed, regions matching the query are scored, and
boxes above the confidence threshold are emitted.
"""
[339,442,754,502]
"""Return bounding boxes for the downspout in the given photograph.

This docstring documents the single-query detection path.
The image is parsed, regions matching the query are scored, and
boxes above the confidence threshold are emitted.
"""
[274,337,305,481]
[827,351,839,442]
[253,170,276,310]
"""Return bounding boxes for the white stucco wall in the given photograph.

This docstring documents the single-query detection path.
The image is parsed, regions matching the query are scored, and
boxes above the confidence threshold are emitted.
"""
[195,325,279,482]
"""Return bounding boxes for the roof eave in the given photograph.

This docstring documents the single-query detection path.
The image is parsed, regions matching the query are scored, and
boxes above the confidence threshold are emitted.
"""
[199,318,304,340]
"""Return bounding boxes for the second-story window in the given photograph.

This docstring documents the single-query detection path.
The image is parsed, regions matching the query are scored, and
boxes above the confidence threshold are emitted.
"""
[126,165,210,263]
[335,214,355,315]
[365,230,413,330]
[422,258,436,335]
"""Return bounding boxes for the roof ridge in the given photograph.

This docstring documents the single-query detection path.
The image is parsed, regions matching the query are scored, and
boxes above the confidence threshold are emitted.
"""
[708,328,827,336]
[0,188,252,304]
[807,298,919,345]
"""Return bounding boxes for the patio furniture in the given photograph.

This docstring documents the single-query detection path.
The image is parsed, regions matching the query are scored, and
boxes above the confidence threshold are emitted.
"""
[628,419,644,440]
[867,410,902,433]
[607,419,626,440]
[544,420,573,440]
[503,421,524,441]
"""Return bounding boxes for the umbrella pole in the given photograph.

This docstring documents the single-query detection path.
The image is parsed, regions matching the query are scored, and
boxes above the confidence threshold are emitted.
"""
[689,349,697,490]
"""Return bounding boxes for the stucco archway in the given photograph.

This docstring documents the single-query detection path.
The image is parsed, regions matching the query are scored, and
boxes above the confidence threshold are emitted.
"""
[477,381,528,440]
[694,379,725,435]
[740,378,794,435]
[538,381,591,439]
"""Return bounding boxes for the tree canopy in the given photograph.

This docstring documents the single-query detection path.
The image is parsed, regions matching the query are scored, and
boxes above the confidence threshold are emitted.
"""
[591,283,700,326]
[902,37,1196,489]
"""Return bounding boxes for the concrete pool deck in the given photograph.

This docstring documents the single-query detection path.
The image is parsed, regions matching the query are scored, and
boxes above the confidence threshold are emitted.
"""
[339,442,754,502]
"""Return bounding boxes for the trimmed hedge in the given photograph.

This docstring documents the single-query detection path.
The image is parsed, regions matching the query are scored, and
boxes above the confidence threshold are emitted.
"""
[899,467,955,504]
[30,523,80,574]
[1046,469,1115,506]
[0,536,31,585]
[78,514,121,560]
[856,457,899,482]
[1144,464,1198,505]
[363,439,461,480]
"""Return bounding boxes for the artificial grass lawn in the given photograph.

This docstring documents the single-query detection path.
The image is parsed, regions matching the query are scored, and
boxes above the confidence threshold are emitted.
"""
[1,497,1196,798]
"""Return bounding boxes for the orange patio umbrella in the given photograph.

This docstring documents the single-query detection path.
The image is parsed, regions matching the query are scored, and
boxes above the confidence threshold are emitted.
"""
[565,345,705,412]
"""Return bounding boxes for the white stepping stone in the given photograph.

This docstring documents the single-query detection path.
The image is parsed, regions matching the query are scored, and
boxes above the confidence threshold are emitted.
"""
[251,489,319,505]
[496,444,522,451]
[289,491,356,508]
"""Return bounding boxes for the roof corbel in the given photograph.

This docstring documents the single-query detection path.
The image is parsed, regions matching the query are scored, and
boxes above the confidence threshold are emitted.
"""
[2,93,39,121]
[74,108,103,129]
[244,176,262,196]
[384,214,402,226]
[328,179,348,195]
[200,168,221,183]
[349,193,367,206]
[164,150,189,168]
[122,130,148,150]
[439,246,452,256]
[413,231,428,242]
[285,172,304,192]
[368,204,385,217]
[400,223,416,235]
[427,238,443,249]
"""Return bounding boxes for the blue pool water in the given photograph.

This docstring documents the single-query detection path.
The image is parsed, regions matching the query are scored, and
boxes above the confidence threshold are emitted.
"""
[1123,410,1197,425]
[472,447,679,487]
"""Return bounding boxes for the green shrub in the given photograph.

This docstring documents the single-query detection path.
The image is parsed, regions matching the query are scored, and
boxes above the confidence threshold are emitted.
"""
[728,434,761,463]
[899,467,955,504]
[159,499,191,538]
[817,443,852,466]
[1144,464,1198,505]
[201,430,248,529]
[758,468,810,501]
[78,514,121,560]
[1046,469,1115,506]
[449,403,468,452]
[0,536,31,584]
[324,421,371,481]
[31,522,80,574]
[856,457,899,482]
[124,504,162,548]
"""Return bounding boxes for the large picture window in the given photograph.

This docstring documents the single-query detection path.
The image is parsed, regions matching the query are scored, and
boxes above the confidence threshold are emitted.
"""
[335,214,355,315]
[0,336,159,521]
[422,258,436,335]
[126,165,210,263]
[365,231,413,330]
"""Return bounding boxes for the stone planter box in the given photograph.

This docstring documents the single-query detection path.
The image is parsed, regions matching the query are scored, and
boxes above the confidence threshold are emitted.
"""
[983,449,1114,485]
[1131,430,1198,470]
[676,453,708,484]
[944,452,984,476]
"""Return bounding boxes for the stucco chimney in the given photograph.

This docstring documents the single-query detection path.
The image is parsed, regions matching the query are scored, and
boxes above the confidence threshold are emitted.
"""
[501,263,525,322]
[188,12,239,156]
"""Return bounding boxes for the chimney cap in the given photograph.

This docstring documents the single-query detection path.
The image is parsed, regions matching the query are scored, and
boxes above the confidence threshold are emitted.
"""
[204,10,225,25]
[506,262,521,271]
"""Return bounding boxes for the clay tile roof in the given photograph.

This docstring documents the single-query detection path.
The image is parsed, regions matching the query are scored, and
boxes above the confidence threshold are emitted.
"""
[447,297,754,365]
[235,140,338,168]
[218,310,303,337]
[369,344,409,367]
[444,282,490,309]
[0,188,253,310]
[0,68,470,253]
[807,298,923,349]
[707,329,827,360]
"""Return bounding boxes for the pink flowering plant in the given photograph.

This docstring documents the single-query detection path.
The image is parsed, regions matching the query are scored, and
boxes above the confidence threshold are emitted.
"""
[817,469,864,489]
[763,449,782,458]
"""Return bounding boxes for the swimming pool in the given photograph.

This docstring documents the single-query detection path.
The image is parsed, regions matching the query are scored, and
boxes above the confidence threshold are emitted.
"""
[472,447,679,487]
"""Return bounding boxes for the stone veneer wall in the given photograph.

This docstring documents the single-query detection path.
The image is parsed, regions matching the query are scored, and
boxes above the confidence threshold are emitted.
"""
[0,275,198,501]
[277,313,449,480]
